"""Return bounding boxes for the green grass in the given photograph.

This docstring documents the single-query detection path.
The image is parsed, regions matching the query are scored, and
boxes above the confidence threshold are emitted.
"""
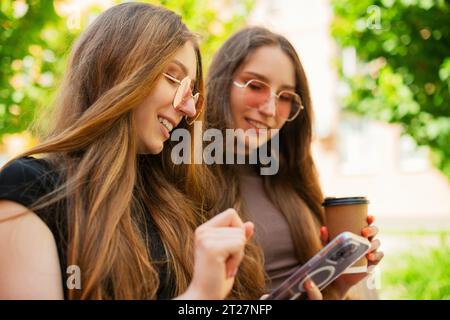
[381,233,450,300]
[381,229,450,237]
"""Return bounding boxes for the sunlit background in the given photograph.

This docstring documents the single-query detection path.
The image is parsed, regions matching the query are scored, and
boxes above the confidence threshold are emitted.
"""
[1,0,449,299]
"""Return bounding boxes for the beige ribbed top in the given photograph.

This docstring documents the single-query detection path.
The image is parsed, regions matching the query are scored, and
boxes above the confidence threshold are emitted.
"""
[238,169,301,290]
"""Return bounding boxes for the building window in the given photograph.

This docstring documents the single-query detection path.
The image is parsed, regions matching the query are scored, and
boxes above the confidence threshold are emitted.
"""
[338,113,382,175]
[398,134,429,173]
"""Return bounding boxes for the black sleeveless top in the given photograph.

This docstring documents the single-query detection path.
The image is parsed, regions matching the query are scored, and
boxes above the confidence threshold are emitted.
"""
[0,156,174,299]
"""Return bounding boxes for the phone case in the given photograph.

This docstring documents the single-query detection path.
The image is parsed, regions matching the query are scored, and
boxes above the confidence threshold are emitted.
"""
[266,232,371,300]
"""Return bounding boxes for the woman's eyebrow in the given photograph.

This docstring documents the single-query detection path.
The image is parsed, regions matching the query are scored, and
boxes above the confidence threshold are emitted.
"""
[171,60,196,83]
[242,70,295,91]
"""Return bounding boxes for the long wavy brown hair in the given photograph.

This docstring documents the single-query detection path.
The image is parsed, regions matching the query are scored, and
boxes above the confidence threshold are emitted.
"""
[205,27,340,298]
[3,3,264,299]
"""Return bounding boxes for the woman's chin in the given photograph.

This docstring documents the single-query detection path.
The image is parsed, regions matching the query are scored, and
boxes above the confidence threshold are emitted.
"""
[137,140,164,155]
[236,135,267,151]
[150,142,164,155]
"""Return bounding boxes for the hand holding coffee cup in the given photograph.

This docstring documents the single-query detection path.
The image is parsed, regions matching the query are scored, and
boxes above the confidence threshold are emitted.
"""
[318,197,384,299]
[320,197,383,274]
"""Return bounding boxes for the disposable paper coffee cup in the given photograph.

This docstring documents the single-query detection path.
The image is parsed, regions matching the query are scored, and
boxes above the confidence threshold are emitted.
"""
[322,197,369,273]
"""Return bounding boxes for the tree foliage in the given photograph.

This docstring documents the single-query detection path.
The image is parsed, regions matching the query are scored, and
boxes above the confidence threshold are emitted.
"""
[0,0,253,138]
[331,0,450,179]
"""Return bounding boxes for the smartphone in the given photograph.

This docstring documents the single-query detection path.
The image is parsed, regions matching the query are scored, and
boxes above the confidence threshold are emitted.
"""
[265,231,371,300]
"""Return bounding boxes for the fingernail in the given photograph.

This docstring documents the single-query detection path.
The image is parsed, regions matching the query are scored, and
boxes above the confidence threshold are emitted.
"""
[362,228,369,237]
[304,280,310,290]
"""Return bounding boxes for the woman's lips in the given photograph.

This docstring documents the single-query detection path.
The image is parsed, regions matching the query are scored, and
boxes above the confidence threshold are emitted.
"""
[157,115,176,140]
[159,122,170,139]
[245,117,270,130]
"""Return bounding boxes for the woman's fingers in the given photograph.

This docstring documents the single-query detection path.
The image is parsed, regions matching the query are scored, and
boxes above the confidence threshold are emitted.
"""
[244,221,254,240]
[198,230,246,278]
[227,222,254,277]
[363,216,382,265]
[367,251,384,265]
[201,208,244,228]
[198,226,253,278]
[225,249,245,278]
[222,235,247,278]
[367,237,384,266]
[190,209,256,299]
[320,226,329,246]
[304,279,323,300]
[361,225,378,238]
[369,239,381,253]
[195,208,248,278]
[260,294,269,300]
[198,227,247,239]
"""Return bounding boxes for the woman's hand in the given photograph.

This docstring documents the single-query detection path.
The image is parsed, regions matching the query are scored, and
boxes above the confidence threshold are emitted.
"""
[319,215,384,298]
[302,279,323,300]
[260,279,323,300]
[176,208,253,300]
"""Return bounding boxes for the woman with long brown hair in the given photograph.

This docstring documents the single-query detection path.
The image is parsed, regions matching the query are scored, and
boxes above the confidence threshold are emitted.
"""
[0,3,264,300]
[205,27,384,299]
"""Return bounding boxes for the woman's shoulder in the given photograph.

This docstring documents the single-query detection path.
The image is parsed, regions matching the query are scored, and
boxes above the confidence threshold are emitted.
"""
[0,156,60,209]
[1,155,53,178]
[0,157,64,298]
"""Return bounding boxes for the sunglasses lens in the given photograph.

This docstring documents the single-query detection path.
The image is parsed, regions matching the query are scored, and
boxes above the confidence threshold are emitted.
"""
[242,80,271,108]
[173,77,190,109]
[192,92,199,104]
[241,79,302,120]
[278,92,301,120]
[186,93,203,124]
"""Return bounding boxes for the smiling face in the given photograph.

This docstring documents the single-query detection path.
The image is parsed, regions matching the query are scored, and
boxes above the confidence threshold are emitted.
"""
[230,45,296,149]
[134,41,198,154]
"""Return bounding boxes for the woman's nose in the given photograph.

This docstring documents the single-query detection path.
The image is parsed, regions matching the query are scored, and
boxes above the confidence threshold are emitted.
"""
[177,97,196,117]
[258,95,276,117]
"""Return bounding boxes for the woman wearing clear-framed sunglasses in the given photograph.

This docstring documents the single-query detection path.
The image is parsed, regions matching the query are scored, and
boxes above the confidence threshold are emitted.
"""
[232,78,303,122]
[205,27,384,300]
